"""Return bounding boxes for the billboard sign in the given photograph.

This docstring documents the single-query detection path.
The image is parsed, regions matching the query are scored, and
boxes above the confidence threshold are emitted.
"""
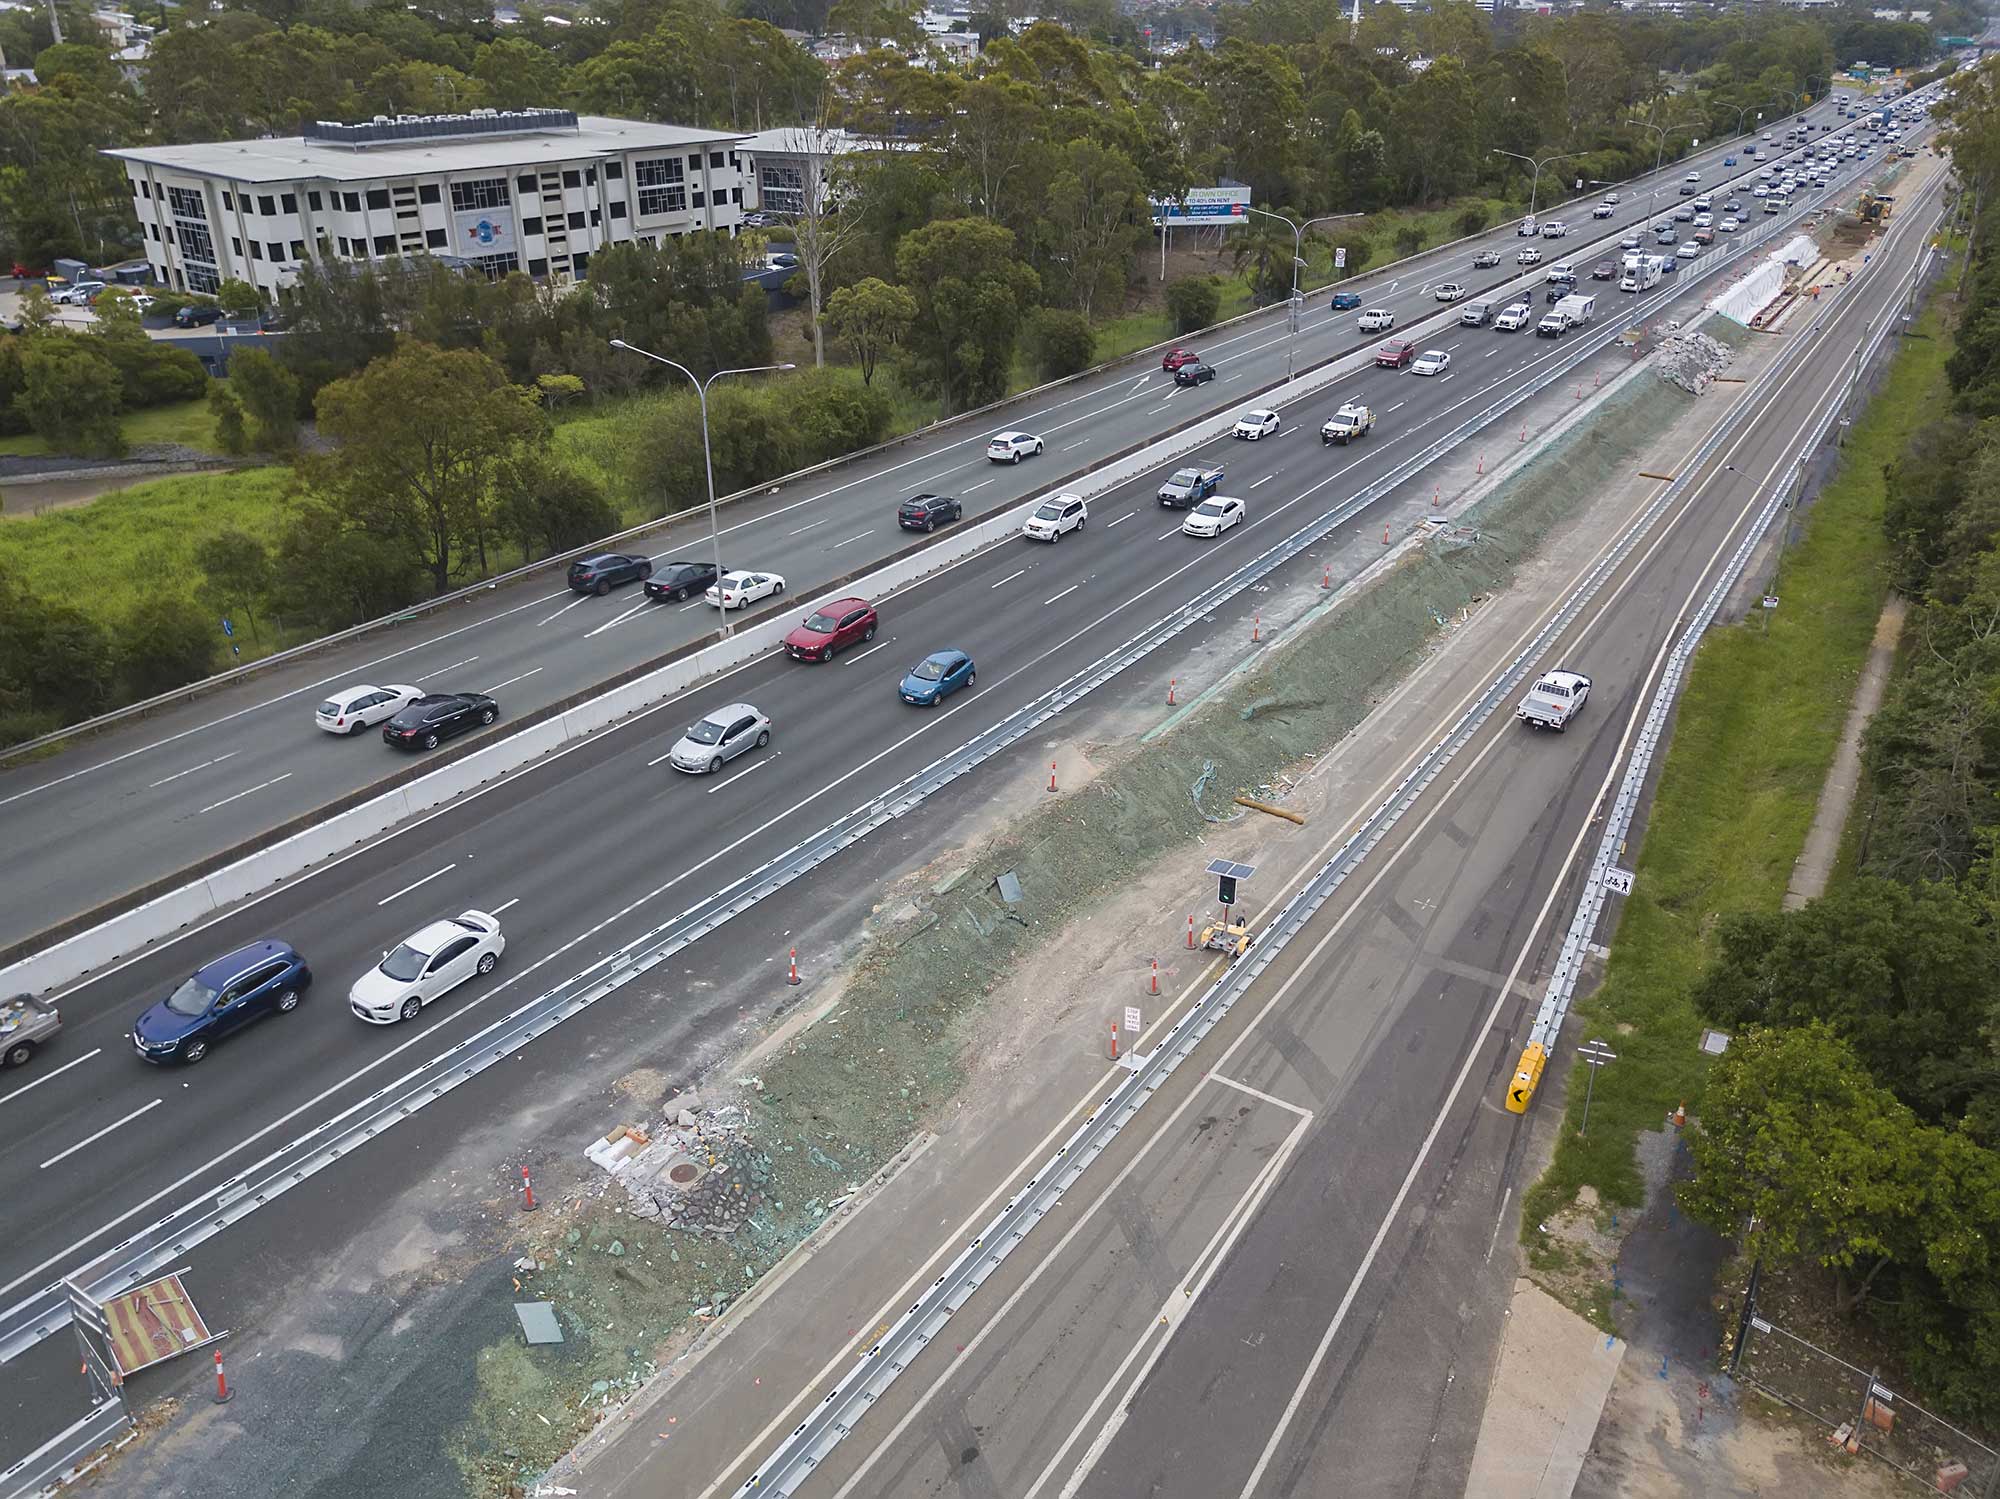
[1150,185,1251,226]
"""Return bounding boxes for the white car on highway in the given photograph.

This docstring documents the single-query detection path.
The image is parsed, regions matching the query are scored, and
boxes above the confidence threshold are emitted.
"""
[1517,247,1543,266]
[706,570,785,609]
[316,683,423,736]
[1434,283,1467,302]
[1411,350,1451,376]
[349,910,505,1024]
[986,430,1044,463]
[1232,409,1280,440]
[1181,497,1245,538]
[1022,493,1088,541]
[1517,670,1591,732]
[1357,308,1395,332]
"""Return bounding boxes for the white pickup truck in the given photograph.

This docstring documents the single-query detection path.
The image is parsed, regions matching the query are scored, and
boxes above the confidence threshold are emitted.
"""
[1320,403,1375,445]
[1517,670,1592,731]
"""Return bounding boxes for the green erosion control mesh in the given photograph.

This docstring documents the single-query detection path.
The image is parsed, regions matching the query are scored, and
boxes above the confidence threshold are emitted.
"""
[481,375,1684,1493]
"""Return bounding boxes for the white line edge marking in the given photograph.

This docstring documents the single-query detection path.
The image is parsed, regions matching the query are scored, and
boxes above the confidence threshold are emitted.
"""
[413,655,478,683]
[490,898,522,916]
[376,863,459,907]
[0,1049,103,1108]
[195,772,293,817]
[39,1099,163,1171]
[147,752,238,789]
[989,568,1027,589]
[707,754,775,794]
[480,667,545,695]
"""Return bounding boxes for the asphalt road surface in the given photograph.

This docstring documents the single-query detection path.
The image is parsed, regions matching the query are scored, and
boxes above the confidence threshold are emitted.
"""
[0,96,1882,951]
[725,155,1946,1499]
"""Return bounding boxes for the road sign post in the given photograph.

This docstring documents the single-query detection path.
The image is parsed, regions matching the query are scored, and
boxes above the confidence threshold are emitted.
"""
[1576,1038,1618,1138]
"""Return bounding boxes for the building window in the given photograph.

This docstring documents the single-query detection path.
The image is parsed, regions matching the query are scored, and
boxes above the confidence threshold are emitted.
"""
[258,195,277,215]
[426,228,447,248]
[337,236,351,255]
[268,240,284,260]
[517,174,536,194]
[758,164,806,215]
[528,256,549,276]
[449,177,510,212]
[419,183,441,204]
[709,151,725,168]
[249,241,263,260]
[609,200,626,219]
[562,169,581,188]
[231,236,243,256]
[308,190,322,211]
[372,234,394,255]
[604,162,622,180]
[731,186,742,204]
[692,192,705,209]
[282,193,297,213]
[567,210,585,229]
[730,152,739,168]
[186,265,218,294]
[343,191,360,212]
[148,223,159,240]
[521,216,542,235]
[572,250,589,278]
[687,153,700,169]
[364,188,388,210]
[585,167,596,185]
[589,208,601,227]
[466,250,519,279]
[634,156,687,215]
[139,179,150,198]
[169,185,205,219]
[222,191,234,210]
[291,239,306,260]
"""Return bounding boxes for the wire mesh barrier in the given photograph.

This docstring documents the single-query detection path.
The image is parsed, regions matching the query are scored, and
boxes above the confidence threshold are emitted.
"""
[1735,1313,1998,1496]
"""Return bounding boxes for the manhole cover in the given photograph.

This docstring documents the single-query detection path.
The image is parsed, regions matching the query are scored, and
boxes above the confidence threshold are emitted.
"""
[668,1161,701,1186]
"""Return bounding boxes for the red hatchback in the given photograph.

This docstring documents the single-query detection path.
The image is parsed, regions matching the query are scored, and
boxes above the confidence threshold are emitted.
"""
[784,597,879,662]
[1161,347,1202,372]
[1375,339,1416,368]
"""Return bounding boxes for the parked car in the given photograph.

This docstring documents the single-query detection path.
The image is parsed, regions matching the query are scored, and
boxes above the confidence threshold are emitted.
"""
[899,650,975,706]
[1357,308,1395,332]
[1158,465,1225,507]
[1022,494,1088,541]
[1181,496,1245,538]
[1329,290,1362,310]
[644,559,723,602]
[567,553,652,594]
[175,303,223,327]
[1173,361,1216,387]
[316,683,423,736]
[666,702,772,773]
[986,430,1044,463]
[382,692,498,750]
[1374,339,1416,368]
[132,940,312,1065]
[349,911,505,1025]
[1160,347,1202,372]
[1232,408,1280,440]
[898,494,962,531]
[783,597,878,661]
[706,570,786,610]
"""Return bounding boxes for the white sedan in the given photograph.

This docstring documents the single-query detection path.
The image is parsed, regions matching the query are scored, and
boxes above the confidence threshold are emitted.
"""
[349,910,505,1024]
[706,570,786,609]
[1411,350,1451,376]
[986,430,1044,463]
[1434,283,1467,302]
[316,683,423,735]
[1181,497,1244,538]
[1232,409,1280,440]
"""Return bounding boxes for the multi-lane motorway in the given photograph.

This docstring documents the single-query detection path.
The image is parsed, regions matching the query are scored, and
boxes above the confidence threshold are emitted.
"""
[613,134,1951,1499]
[0,96,1872,952]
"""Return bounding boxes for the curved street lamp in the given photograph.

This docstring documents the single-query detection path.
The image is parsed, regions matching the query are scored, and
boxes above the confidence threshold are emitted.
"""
[1242,207,1366,380]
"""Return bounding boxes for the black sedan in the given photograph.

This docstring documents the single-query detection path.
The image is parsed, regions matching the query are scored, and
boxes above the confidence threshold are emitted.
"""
[644,559,724,603]
[567,553,653,594]
[898,493,962,532]
[1173,361,1217,387]
[383,693,498,751]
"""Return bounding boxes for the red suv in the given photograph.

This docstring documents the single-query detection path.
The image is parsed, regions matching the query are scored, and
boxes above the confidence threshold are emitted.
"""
[1375,340,1416,369]
[1161,347,1202,372]
[784,597,878,662]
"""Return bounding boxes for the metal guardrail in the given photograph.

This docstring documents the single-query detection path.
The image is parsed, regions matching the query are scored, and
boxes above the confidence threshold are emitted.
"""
[0,208,1770,1371]
[0,104,1869,768]
[0,1399,131,1499]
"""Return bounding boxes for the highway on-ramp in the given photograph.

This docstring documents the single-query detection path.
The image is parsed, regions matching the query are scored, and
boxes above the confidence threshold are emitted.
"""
[0,99,1872,953]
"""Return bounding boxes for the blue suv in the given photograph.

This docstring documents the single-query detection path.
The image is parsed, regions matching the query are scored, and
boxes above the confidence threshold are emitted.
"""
[132,940,312,1065]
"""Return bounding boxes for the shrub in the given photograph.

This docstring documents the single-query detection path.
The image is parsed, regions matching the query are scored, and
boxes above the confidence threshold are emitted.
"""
[116,594,216,697]
[1164,275,1222,334]
[1394,224,1426,257]
[208,383,249,455]
[17,341,124,456]
[1456,205,1490,238]
[1339,238,1375,278]
[1025,309,1096,382]
[217,278,261,315]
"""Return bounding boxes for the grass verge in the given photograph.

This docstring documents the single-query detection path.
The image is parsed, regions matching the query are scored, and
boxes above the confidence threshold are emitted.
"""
[0,394,221,459]
[1518,294,1955,1250]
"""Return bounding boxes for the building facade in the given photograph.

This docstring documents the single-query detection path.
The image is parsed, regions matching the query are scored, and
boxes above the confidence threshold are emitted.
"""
[104,109,750,297]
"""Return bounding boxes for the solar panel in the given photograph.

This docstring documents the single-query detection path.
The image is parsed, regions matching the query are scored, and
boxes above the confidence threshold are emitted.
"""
[1205,860,1256,880]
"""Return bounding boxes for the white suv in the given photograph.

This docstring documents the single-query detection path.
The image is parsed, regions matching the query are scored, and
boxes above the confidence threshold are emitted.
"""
[1022,494,1088,542]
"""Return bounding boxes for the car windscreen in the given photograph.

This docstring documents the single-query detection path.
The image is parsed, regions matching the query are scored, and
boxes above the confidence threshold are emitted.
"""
[912,658,947,681]
[686,718,726,744]
[380,944,428,982]
[165,976,219,1016]
[1168,470,1198,487]
[1195,502,1227,517]
[800,612,837,634]
[1033,504,1063,521]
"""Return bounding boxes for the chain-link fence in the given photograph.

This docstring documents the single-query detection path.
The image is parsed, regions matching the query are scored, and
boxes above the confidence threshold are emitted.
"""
[1736,1312,1998,1496]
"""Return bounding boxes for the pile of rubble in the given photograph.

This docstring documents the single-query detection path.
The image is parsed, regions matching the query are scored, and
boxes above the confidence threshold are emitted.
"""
[1655,329,1733,394]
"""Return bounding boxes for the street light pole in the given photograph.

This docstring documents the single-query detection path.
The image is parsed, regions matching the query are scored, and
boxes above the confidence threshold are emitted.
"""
[1243,207,1364,381]
[608,340,795,636]
[1627,119,1698,224]
[1490,149,1582,224]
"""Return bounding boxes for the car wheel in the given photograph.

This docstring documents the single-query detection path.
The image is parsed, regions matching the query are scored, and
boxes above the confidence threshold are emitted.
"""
[673,586,687,601]
[275,987,300,1013]
[1010,450,1022,464]
[349,719,367,736]
[966,670,976,687]
[595,579,610,595]
[862,623,876,642]
[639,563,652,580]
[708,756,723,773]
[479,708,496,726]
[3,1039,34,1068]
[477,951,498,975]
[1034,441,1044,455]
[423,732,439,750]
[181,1038,209,1064]
[400,995,422,1023]
[1076,515,1086,530]
[755,729,770,748]
[821,647,834,662]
